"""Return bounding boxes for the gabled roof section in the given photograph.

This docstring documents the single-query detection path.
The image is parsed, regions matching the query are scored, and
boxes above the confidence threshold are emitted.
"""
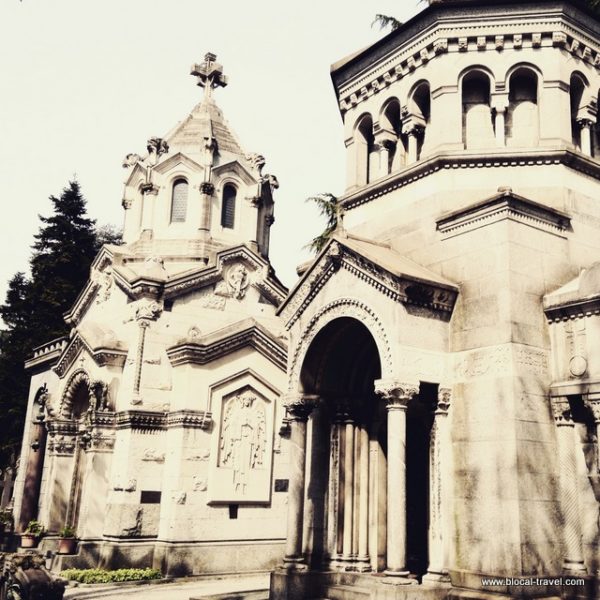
[212,159,257,186]
[164,244,288,305]
[166,317,287,371]
[278,234,458,329]
[153,152,204,175]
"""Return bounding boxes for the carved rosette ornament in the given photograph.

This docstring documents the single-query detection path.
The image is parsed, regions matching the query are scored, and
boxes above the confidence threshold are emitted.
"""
[551,396,573,426]
[283,394,319,422]
[374,379,419,410]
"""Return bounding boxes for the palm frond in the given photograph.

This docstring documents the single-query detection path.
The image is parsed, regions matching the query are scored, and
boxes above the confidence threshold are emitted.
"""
[372,14,402,32]
[305,193,338,254]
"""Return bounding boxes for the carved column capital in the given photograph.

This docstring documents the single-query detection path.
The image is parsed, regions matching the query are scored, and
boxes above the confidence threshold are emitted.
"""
[140,182,159,196]
[576,117,595,130]
[584,397,600,424]
[199,182,215,196]
[374,379,419,410]
[284,394,319,422]
[436,387,452,414]
[551,396,573,426]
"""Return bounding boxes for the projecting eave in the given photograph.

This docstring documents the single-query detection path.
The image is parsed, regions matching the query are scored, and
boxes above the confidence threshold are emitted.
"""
[544,262,600,321]
[330,0,600,101]
[278,234,458,330]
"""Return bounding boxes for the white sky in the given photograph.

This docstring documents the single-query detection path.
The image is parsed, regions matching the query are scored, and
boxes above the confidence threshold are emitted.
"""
[0,0,422,306]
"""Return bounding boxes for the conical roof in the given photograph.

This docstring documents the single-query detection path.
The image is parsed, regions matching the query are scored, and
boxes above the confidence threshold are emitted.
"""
[166,97,245,158]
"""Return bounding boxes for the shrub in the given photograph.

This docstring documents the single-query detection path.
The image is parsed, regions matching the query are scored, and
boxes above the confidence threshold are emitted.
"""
[58,525,76,538]
[59,568,162,584]
[24,520,44,535]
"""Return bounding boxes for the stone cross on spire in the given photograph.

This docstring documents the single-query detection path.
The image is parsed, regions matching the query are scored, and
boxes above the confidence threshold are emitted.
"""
[191,52,228,102]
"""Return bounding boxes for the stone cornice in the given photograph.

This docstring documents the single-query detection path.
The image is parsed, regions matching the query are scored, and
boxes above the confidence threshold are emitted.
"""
[278,239,458,330]
[436,189,571,239]
[51,332,128,378]
[166,409,212,429]
[166,320,287,371]
[116,410,167,431]
[544,295,600,322]
[340,148,600,211]
[332,2,600,114]
[24,337,68,372]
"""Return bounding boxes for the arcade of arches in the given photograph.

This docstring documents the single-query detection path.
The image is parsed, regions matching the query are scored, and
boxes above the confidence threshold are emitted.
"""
[282,318,452,580]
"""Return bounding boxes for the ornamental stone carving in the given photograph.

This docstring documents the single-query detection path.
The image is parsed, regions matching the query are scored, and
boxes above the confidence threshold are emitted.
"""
[219,392,267,494]
[374,379,419,409]
[550,397,572,426]
[436,387,452,414]
[135,300,162,321]
[283,394,319,421]
[215,264,250,300]
[288,298,393,390]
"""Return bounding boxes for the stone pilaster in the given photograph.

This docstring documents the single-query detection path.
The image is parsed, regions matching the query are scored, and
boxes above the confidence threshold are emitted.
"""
[283,393,319,569]
[375,379,419,579]
[551,396,587,575]
[424,386,452,583]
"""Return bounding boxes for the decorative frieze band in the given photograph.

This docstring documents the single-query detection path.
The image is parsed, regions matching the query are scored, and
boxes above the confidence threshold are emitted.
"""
[337,29,600,115]
[166,410,212,429]
[116,410,167,432]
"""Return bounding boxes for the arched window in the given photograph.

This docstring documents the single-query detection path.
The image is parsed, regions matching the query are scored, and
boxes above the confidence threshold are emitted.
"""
[221,184,237,229]
[408,82,431,160]
[462,71,494,149]
[354,114,375,186]
[506,68,539,147]
[170,179,188,223]
[379,99,405,174]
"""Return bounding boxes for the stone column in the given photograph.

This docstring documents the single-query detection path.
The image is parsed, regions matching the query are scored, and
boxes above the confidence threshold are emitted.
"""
[375,379,419,578]
[198,182,214,241]
[357,424,371,570]
[326,415,342,568]
[551,396,587,575]
[406,128,421,164]
[342,417,355,562]
[18,393,48,531]
[577,119,594,156]
[491,95,509,147]
[283,394,319,569]
[424,387,452,583]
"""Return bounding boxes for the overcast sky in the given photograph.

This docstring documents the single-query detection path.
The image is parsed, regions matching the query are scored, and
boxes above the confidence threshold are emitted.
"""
[0,0,422,309]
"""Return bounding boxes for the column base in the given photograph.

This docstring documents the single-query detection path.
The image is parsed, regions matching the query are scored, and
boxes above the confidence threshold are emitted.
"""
[383,569,413,583]
[423,570,451,584]
[355,556,372,572]
[282,556,308,572]
[563,560,587,576]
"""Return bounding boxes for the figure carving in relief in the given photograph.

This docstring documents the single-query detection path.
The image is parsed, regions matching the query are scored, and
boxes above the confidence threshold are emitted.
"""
[219,393,266,494]
[215,264,250,300]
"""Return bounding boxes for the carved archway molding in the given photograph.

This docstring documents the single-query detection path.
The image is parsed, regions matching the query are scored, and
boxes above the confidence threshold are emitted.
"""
[60,369,92,418]
[288,297,393,392]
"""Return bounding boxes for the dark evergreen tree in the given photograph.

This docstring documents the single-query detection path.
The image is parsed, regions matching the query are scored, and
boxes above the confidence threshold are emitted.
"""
[28,180,97,341]
[0,180,116,469]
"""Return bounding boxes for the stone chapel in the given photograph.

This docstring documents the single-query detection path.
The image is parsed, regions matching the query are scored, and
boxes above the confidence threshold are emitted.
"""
[271,0,600,599]
[12,53,290,576]
[12,0,600,599]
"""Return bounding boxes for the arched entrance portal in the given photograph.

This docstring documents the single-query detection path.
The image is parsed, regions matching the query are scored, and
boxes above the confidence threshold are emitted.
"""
[291,317,436,578]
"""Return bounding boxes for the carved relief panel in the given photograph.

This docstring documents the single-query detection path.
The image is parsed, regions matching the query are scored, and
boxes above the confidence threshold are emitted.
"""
[208,386,274,503]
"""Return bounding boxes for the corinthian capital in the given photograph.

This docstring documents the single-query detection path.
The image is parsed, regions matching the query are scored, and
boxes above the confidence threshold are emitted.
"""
[550,396,573,426]
[374,379,419,409]
[283,393,319,422]
[436,387,452,414]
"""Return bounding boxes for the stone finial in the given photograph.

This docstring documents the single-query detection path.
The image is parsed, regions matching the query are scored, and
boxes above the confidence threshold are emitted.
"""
[191,52,228,101]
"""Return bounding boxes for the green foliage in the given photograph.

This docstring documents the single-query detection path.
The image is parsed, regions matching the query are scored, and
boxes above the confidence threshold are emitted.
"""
[24,520,44,535]
[372,14,402,31]
[0,179,120,469]
[58,524,76,538]
[59,568,163,584]
[0,508,14,528]
[305,193,338,253]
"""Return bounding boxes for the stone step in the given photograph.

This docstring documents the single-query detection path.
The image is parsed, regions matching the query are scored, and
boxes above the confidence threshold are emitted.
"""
[319,584,372,600]
[190,589,269,600]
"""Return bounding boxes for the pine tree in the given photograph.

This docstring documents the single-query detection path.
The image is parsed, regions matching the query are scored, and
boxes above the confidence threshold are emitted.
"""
[28,180,98,341]
[0,180,115,469]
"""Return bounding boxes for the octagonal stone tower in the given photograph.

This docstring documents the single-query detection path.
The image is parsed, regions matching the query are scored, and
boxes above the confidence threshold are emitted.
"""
[272,1,600,599]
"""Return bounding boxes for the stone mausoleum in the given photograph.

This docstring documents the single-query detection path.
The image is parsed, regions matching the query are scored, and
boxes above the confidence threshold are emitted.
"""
[271,0,600,598]
[12,53,290,576]
[12,0,600,599]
